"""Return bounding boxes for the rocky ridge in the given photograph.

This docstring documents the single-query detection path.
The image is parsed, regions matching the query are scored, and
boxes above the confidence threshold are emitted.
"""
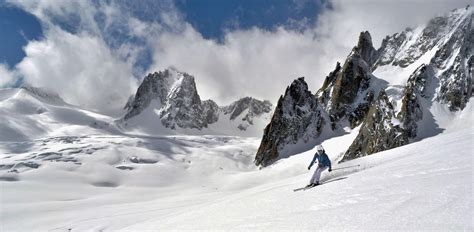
[121,68,272,133]
[255,7,473,166]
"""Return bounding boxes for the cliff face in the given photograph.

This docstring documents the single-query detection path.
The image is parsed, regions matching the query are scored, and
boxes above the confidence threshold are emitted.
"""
[317,31,381,130]
[343,90,408,161]
[255,7,473,166]
[121,68,273,134]
[122,69,214,130]
[221,97,273,131]
[255,77,325,166]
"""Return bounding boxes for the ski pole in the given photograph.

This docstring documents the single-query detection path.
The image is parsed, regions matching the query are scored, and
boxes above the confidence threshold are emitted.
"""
[331,164,360,171]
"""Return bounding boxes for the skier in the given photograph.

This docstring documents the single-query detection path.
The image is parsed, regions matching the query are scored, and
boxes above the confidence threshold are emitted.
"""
[307,145,332,187]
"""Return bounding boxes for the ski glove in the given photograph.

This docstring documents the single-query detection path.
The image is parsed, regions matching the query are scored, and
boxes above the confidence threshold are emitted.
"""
[328,168,332,172]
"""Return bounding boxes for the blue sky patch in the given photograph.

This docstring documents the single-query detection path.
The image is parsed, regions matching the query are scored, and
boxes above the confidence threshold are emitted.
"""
[0,5,43,67]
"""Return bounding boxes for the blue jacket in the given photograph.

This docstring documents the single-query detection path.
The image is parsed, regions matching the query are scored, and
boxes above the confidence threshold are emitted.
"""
[308,151,332,169]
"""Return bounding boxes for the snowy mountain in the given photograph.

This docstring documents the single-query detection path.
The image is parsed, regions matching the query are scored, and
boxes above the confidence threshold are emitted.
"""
[255,77,328,166]
[0,70,272,142]
[120,67,273,136]
[1,95,471,231]
[221,97,272,131]
[0,86,119,142]
[0,6,472,231]
[256,7,473,166]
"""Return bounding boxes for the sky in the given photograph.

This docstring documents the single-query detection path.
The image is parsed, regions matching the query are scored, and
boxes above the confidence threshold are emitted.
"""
[0,0,470,115]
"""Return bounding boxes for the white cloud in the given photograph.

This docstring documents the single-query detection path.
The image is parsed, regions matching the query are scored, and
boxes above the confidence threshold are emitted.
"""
[316,0,472,48]
[9,0,100,34]
[145,0,472,105]
[0,64,16,87]
[7,0,471,111]
[16,28,137,115]
[147,25,337,104]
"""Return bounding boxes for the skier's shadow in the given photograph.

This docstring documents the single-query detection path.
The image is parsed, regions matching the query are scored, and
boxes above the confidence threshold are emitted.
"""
[322,176,348,184]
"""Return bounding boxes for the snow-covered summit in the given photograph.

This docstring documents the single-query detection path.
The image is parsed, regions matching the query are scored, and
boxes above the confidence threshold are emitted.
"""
[256,6,473,166]
[375,7,472,69]
[20,85,66,105]
[120,68,273,136]
[0,87,118,141]
[221,97,272,129]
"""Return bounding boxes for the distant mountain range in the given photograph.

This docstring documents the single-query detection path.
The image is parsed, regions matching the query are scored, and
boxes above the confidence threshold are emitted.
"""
[0,68,273,141]
[118,67,273,136]
[255,7,473,166]
[0,7,471,168]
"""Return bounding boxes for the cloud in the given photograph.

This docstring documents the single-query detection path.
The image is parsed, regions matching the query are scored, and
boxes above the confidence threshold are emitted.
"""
[316,0,472,48]
[145,0,472,105]
[16,28,137,114]
[147,25,333,104]
[7,0,142,115]
[6,0,471,112]
[8,0,100,34]
[0,64,16,87]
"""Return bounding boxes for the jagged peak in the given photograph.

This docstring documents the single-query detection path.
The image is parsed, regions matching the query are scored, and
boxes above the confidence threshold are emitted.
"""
[227,96,271,106]
[144,67,191,82]
[223,96,272,120]
[286,77,309,94]
[318,62,342,93]
[357,31,374,50]
[350,31,378,66]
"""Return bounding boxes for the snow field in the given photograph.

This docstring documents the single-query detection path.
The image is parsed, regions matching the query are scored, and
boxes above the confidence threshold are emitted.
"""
[1,117,472,231]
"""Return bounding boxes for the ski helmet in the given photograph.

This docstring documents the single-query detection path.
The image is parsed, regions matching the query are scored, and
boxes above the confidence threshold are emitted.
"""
[316,145,324,152]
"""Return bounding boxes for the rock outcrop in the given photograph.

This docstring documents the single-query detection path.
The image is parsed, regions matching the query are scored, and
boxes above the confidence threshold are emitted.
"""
[255,7,473,166]
[434,9,473,111]
[398,65,433,138]
[122,68,273,133]
[317,31,379,129]
[343,90,408,161]
[221,97,272,131]
[159,72,207,129]
[123,70,176,120]
[255,77,325,166]
[202,100,219,125]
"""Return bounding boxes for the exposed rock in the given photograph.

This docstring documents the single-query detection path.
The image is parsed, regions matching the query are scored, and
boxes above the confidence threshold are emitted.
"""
[374,30,408,68]
[123,70,177,120]
[202,100,219,125]
[317,40,375,129]
[353,31,378,67]
[122,67,273,132]
[398,64,433,138]
[255,77,325,166]
[317,62,341,106]
[159,73,207,129]
[434,10,473,111]
[123,69,218,130]
[123,95,135,111]
[222,97,272,130]
[342,90,408,162]
[256,8,473,167]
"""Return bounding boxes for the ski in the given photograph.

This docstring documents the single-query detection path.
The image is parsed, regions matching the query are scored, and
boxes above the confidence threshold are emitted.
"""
[293,186,308,192]
[293,185,319,192]
[293,176,349,192]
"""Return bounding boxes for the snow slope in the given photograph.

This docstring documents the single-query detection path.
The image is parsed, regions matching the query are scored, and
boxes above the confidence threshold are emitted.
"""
[120,103,272,137]
[0,86,271,143]
[0,88,120,142]
[1,101,471,231]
